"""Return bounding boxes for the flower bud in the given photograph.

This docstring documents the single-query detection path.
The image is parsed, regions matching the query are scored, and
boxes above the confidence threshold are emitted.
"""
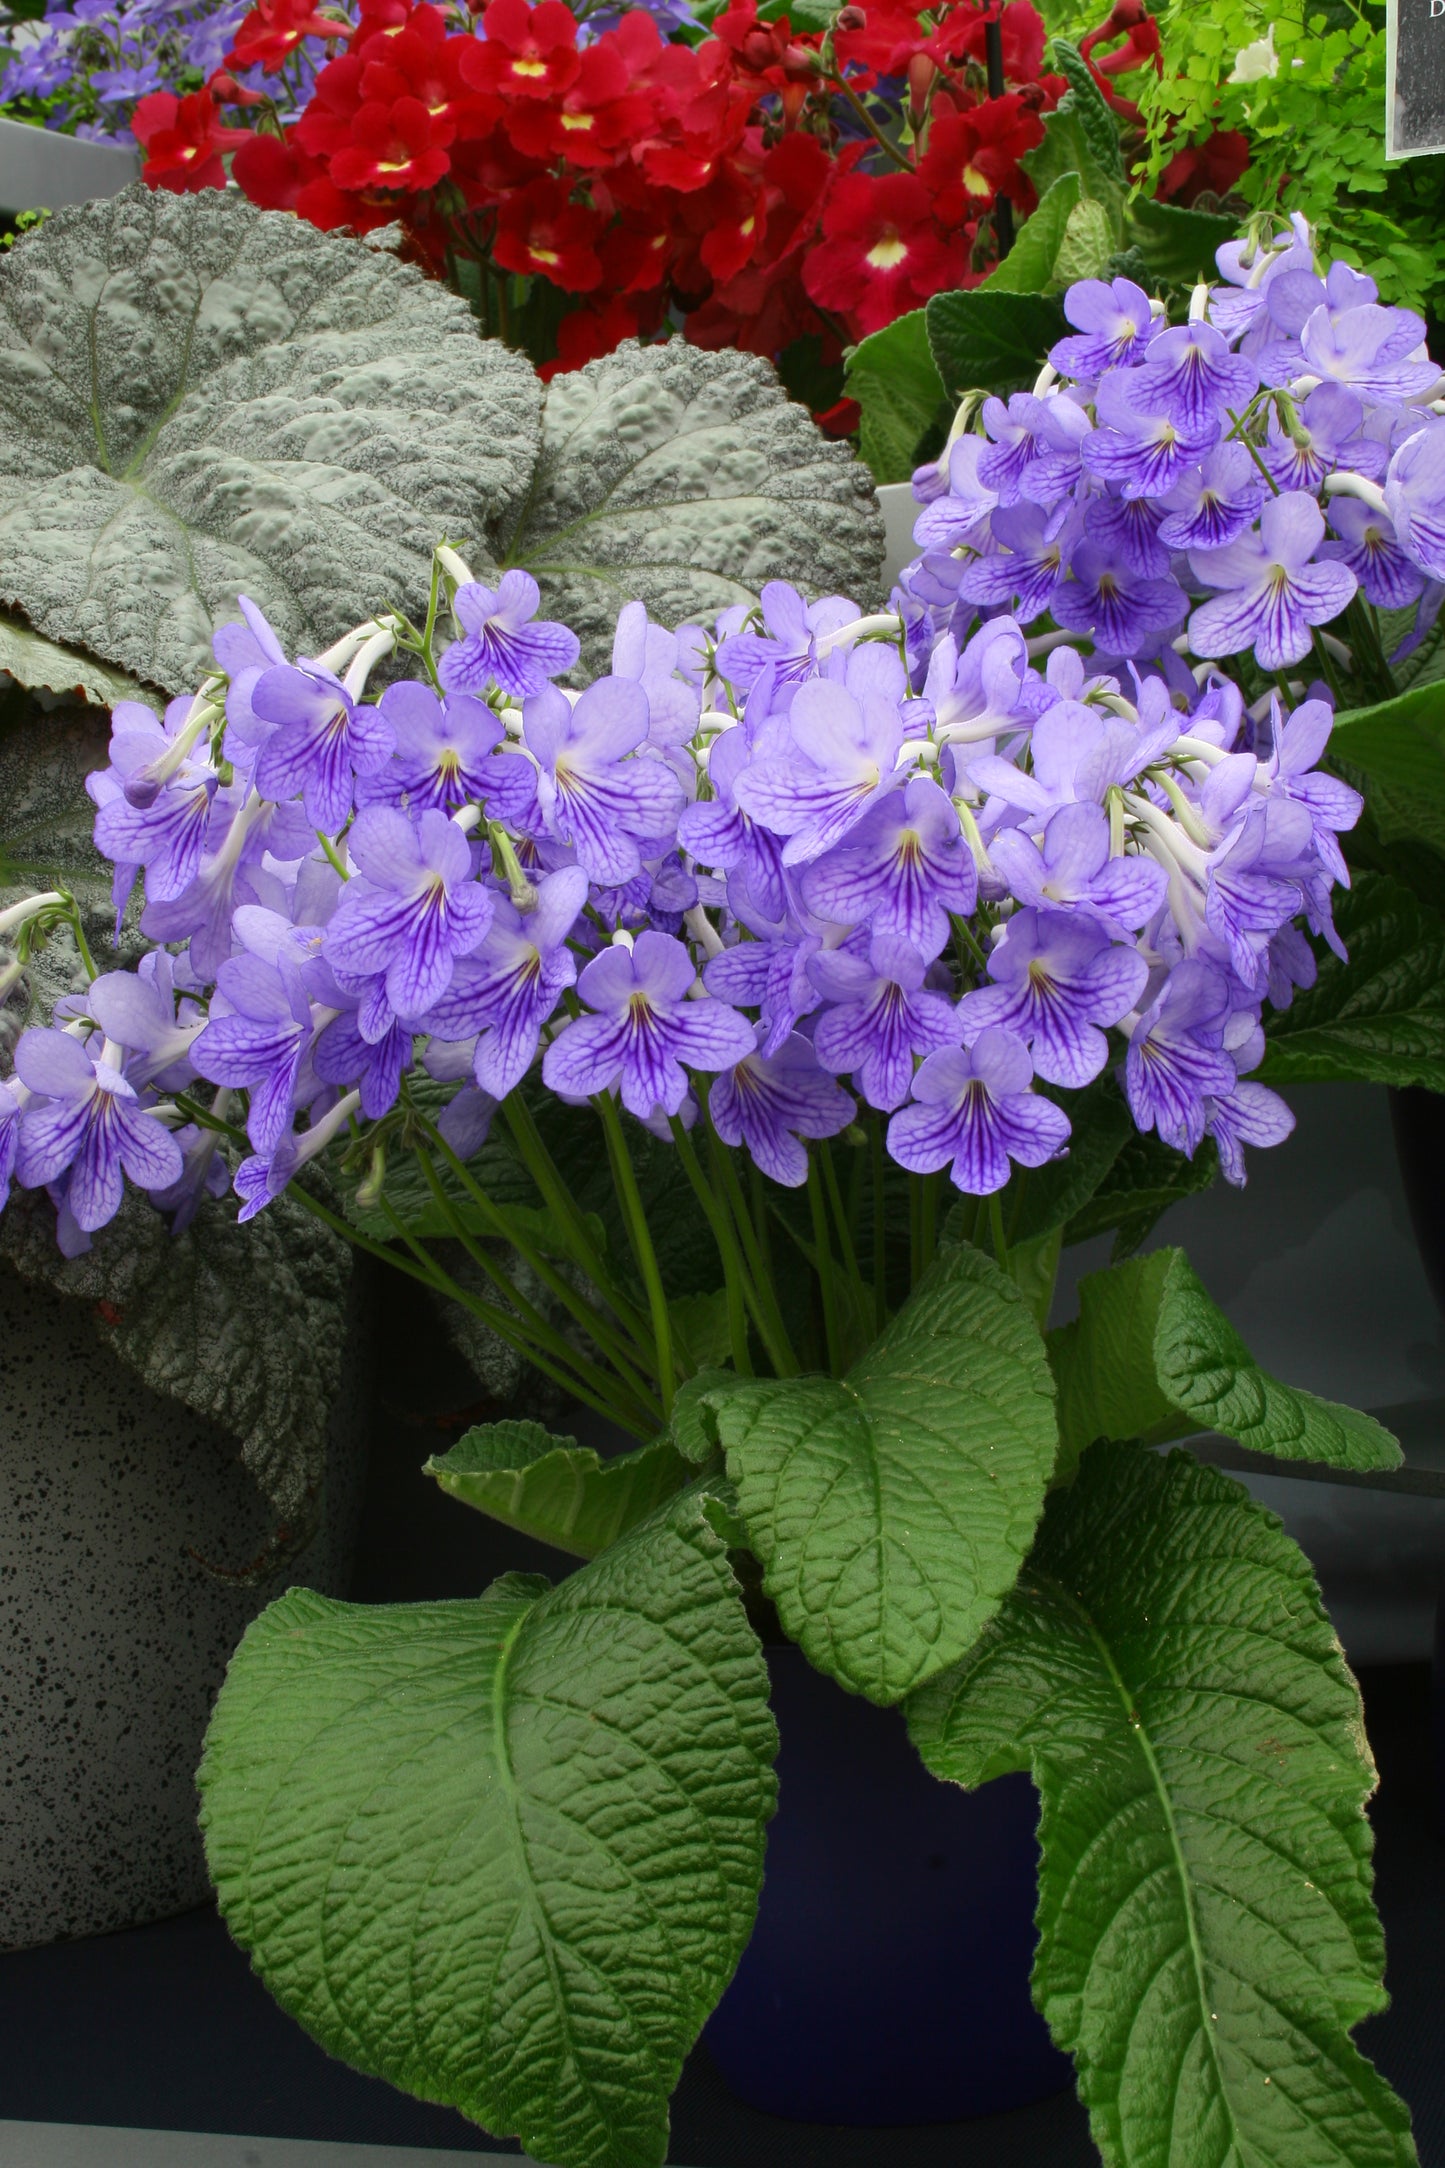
[836,5,866,27]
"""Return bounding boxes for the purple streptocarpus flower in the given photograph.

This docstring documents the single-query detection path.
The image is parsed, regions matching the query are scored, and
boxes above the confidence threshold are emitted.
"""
[1126,320,1259,435]
[252,663,395,834]
[1320,497,1425,610]
[1050,537,1186,657]
[0,1079,22,1212]
[958,908,1148,1088]
[1123,959,1237,1153]
[324,808,493,1022]
[1204,797,1315,984]
[93,757,216,905]
[988,801,1167,930]
[1084,494,1171,578]
[611,600,703,761]
[139,792,271,981]
[976,392,1091,507]
[1189,493,1357,671]
[148,1120,231,1234]
[702,911,830,1058]
[1262,383,1383,494]
[524,677,686,888]
[359,682,506,813]
[732,654,906,865]
[542,930,754,1120]
[1263,698,1362,880]
[1299,301,1440,405]
[800,774,977,957]
[213,594,287,746]
[1157,442,1268,552]
[1384,424,1445,582]
[233,1088,361,1224]
[956,501,1074,622]
[809,934,961,1110]
[922,617,1037,750]
[1081,368,1220,499]
[313,1009,413,1120]
[678,725,787,926]
[887,1029,1070,1194]
[1207,1078,1295,1185]
[84,966,204,1090]
[713,582,859,694]
[12,1027,183,1232]
[709,1030,855,1187]
[439,572,580,701]
[418,865,588,1100]
[191,951,316,1154]
[1049,276,1154,380]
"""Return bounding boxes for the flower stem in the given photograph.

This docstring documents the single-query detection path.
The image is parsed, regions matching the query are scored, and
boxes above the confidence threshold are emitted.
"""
[870,1118,889,1334]
[595,1092,678,1419]
[705,1114,801,1377]
[807,1156,843,1376]
[989,1192,1009,1270]
[819,1138,868,1336]
[667,1114,753,1377]
[501,1095,655,1353]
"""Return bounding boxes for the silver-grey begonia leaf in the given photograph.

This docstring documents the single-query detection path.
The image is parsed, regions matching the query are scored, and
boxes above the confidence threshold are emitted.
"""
[497,340,887,670]
[0,183,542,695]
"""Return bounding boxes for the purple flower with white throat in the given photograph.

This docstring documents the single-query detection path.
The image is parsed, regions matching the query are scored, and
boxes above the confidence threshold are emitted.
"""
[977,392,1091,506]
[0,1078,23,1212]
[1051,536,1186,658]
[1263,698,1362,880]
[1049,276,1154,379]
[12,1027,183,1234]
[1204,796,1315,984]
[1299,302,1440,405]
[809,934,962,1110]
[1081,368,1220,499]
[252,662,395,834]
[678,725,787,926]
[887,1030,1070,1195]
[361,682,506,813]
[542,931,754,1120]
[324,807,494,1022]
[1157,442,1268,552]
[709,1030,856,1186]
[214,595,288,749]
[524,677,686,888]
[713,582,860,694]
[313,1006,413,1120]
[733,661,905,865]
[1126,320,1259,435]
[989,802,1167,931]
[1384,424,1445,582]
[959,909,1149,1088]
[191,951,317,1155]
[1319,496,1425,610]
[419,865,588,1100]
[1189,493,1357,671]
[1263,383,1382,494]
[800,774,976,955]
[1123,960,1237,1154]
[233,1088,362,1224]
[439,572,579,701]
[1206,1078,1295,1186]
[956,501,1074,622]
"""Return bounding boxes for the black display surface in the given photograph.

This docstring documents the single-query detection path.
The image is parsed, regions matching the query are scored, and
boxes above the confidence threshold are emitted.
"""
[1391,0,1445,156]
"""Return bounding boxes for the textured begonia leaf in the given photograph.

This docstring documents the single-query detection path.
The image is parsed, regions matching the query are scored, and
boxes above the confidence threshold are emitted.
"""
[0,693,113,900]
[703,1243,1058,1704]
[908,1444,1416,2168]
[926,288,1069,402]
[844,308,947,486]
[427,1420,693,1558]
[0,183,542,695]
[199,1488,777,2168]
[496,340,887,665]
[0,606,158,710]
[1049,1247,1401,1483]
[0,1179,350,1529]
[1259,873,1445,1090]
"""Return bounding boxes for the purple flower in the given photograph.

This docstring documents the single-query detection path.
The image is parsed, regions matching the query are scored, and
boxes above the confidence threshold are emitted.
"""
[313,1008,413,1119]
[1264,698,1362,880]
[1263,384,1383,494]
[12,1028,183,1233]
[524,677,686,887]
[1319,496,1425,610]
[976,392,1091,506]
[733,657,905,865]
[0,1079,22,1212]
[1157,442,1268,551]
[1189,493,1357,671]
[1051,536,1186,657]
[1081,367,1220,499]
[1299,302,1440,405]
[1384,424,1445,582]
[678,725,786,925]
[542,930,754,1120]
[713,582,859,694]
[887,1030,1070,1195]
[192,951,315,1154]
[439,572,580,700]
[1049,276,1154,380]
[709,1030,855,1186]
[958,909,1148,1088]
[956,501,1074,621]
[323,807,494,1021]
[214,596,288,750]
[360,682,507,812]
[1123,960,1237,1153]
[1204,797,1315,984]
[93,747,216,904]
[252,664,395,833]
[1126,320,1259,435]
[800,774,977,955]
[1207,1078,1295,1186]
[809,934,962,1110]
[418,865,588,1099]
[702,912,829,1057]
[989,801,1167,930]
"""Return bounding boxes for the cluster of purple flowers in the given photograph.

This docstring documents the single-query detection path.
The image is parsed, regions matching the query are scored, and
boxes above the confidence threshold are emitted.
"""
[904,214,1445,678]
[2,0,303,143]
[0,466,1362,1255]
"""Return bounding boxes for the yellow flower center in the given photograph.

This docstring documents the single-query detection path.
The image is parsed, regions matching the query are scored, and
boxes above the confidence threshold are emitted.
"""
[865,231,909,270]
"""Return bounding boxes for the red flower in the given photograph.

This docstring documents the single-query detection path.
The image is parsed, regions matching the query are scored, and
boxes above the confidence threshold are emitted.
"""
[492,178,606,289]
[929,0,1046,82]
[1157,126,1248,206]
[460,0,580,100]
[225,0,347,75]
[134,88,251,192]
[712,0,820,121]
[329,96,455,190]
[814,396,862,438]
[505,36,653,166]
[803,169,966,334]
[833,0,932,80]
[360,28,497,140]
[447,124,547,204]
[915,96,1042,224]
[539,295,650,378]
[294,53,367,157]
[206,69,266,107]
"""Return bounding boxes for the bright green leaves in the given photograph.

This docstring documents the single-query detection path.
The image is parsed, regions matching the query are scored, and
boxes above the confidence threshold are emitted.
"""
[908,1444,1415,2168]
[982,174,1082,294]
[427,1420,693,1559]
[705,1244,1058,1704]
[1051,1248,1401,1479]
[200,1489,776,2168]
[1259,873,1445,1091]
[844,309,947,487]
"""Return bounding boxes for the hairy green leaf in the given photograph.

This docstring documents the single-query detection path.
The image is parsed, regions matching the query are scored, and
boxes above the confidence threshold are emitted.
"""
[1259,871,1445,1090]
[1126,197,1239,286]
[0,606,158,708]
[983,173,1083,294]
[908,1444,1416,2168]
[843,309,946,486]
[427,1419,693,1558]
[199,1488,776,2168]
[1051,196,1118,286]
[1050,1247,1401,1478]
[0,184,543,693]
[926,288,1069,401]
[704,1243,1058,1703]
[500,340,886,667]
[1050,39,1126,179]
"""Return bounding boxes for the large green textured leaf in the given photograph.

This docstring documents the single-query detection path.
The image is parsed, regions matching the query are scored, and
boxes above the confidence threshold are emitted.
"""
[0,184,542,694]
[926,288,1069,401]
[843,308,947,487]
[427,1419,694,1558]
[1049,40,1126,180]
[1259,872,1445,1090]
[704,1243,1058,1704]
[0,606,158,709]
[908,1444,1416,2168]
[1126,197,1238,287]
[1063,1124,1219,1257]
[982,173,1082,296]
[1332,682,1445,855]
[0,691,113,898]
[497,340,886,667]
[1049,1247,1401,1479]
[200,1488,777,2168]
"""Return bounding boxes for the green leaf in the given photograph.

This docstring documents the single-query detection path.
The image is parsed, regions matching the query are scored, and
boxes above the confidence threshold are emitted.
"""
[670,1366,733,1464]
[1331,681,1445,856]
[427,1420,694,1558]
[983,173,1083,294]
[1049,40,1126,180]
[669,1288,733,1371]
[0,606,159,708]
[1258,871,1445,1090]
[907,1443,1416,2168]
[501,341,886,670]
[842,308,947,487]
[1126,196,1240,286]
[925,288,1069,402]
[0,185,543,695]
[1009,1077,1135,1246]
[706,1243,1058,1704]
[1049,1247,1401,1477]
[199,1487,777,2168]
[1063,1125,1219,1257]
[1050,196,1119,287]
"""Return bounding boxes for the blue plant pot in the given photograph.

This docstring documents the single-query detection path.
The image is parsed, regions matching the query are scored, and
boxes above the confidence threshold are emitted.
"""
[704,1643,1072,2124]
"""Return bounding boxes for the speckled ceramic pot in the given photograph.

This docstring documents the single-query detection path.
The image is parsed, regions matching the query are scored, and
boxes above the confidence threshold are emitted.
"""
[0,1266,370,1951]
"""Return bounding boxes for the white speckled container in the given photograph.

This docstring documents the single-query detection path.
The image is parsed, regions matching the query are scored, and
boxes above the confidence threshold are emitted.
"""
[0,1265,370,1951]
